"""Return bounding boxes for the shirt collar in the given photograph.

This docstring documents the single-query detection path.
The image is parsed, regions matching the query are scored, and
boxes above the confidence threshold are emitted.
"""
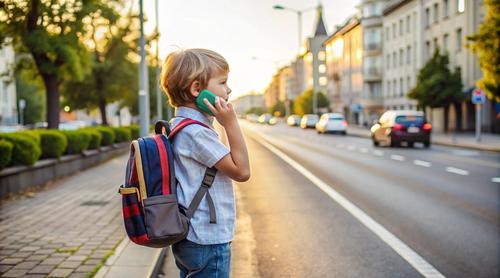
[175,106,214,128]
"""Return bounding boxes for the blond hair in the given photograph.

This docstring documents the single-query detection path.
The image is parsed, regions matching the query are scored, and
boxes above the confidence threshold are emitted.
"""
[160,48,229,107]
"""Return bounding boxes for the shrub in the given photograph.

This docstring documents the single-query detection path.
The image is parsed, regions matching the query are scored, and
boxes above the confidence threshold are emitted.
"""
[0,133,41,166]
[0,140,13,170]
[15,130,41,145]
[82,129,102,150]
[112,127,131,143]
[36,130,68,159]
[128,125,140,140]
[94,127,115,146]
[62,130,91,154]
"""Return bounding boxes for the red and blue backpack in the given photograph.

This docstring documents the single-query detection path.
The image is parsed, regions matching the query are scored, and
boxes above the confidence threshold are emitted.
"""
[118,119,218,248]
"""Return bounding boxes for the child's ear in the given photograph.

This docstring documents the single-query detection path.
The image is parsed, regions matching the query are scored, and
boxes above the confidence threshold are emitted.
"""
[189,81,201,97]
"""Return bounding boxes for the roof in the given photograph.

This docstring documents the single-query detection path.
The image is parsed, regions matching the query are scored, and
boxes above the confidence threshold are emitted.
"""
[383,0,413,16]
[313,4,328,36]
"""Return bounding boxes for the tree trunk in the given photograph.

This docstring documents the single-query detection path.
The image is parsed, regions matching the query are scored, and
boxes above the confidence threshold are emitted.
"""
[444,104,449,133]
[454,102,462,131]
[42,74,60,129]
[98,96,108,126]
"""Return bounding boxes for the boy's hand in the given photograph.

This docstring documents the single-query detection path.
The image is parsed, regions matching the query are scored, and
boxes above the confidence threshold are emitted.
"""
[204,97,236,127]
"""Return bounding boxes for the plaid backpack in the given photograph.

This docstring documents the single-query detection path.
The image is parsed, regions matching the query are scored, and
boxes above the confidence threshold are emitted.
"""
[118,118,218,248]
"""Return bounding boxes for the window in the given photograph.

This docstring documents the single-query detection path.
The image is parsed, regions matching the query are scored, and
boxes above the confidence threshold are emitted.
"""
[386,54,390,69]
[406,15,411,33]
[385,27,390,41]
[400,78,404,96]
[433,37,439,53]
[444,0,449,18]
[393,52,397,67]
[394,79,398,97]
[425,8,430,27]
[407,76,411,91]
[399,19,403,36]
[318,51,326,61]
[399,49,404,66]
[407,45,411,64]
[433,3,439,23]
[318,64,326,73]
[319,77,327,86]
[364,28,381,50]
[457,0,465,13]
[456,28,462,51]
[425,41,431,58]
[363,2,383,17]
[443,33,449,52]
[392,23,396,38]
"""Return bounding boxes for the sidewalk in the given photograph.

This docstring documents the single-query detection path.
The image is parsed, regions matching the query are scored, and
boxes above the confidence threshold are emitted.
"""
[346,125,500,152]
[0,154,160,278]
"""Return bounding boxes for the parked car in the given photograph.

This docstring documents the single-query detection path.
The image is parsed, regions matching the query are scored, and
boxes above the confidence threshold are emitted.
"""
[315,113,347,134]
[370,110,432,147]
[246,113,259,123]
[300,114,319,129]
[258,113,273,124]
[286,115,301,126]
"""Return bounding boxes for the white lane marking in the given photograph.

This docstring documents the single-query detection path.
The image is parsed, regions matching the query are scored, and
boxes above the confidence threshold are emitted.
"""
[445,167,469,176]
[347,145,356,151]
[251,133,445,278]
[391,155,405,161]
[492,177,500,183]
[414,160,432,168]
[359,148,369,153]
[373,150,384,156]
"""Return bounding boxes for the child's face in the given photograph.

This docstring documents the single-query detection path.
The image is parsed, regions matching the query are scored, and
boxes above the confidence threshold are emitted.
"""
[206,71,231,101]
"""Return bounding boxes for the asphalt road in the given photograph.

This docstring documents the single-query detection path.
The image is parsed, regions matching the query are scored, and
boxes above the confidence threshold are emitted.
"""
[232,121,499,278]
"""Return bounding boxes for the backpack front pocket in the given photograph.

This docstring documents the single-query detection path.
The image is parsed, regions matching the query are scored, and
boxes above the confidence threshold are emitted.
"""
[143,194,188,240]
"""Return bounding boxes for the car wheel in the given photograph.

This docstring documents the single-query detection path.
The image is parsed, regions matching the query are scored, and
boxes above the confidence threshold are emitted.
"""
[372,137,379,147]
[390,137,399,147]
[424,141,431,148]
[342,131,347,135]
[408,142,414,148]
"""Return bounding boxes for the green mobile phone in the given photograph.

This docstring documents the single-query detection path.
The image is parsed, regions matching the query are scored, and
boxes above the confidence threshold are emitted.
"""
[196,89,217,115]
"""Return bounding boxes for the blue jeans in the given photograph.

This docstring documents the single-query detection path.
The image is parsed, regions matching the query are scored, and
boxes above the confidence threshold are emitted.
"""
[171,239,231,278]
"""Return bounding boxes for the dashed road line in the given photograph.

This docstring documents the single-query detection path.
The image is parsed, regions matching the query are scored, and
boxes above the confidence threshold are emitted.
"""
[359,148,369,153]
[446,167,469,176]
[251,133,445,278]
[413,160,431,167]
[491,177,500,183]
[391,155,405,161]
[347,145,356,151]
[373,150,384,156]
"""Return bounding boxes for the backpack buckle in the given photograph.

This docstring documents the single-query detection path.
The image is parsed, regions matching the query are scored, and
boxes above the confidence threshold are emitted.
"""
[201,174,215,187]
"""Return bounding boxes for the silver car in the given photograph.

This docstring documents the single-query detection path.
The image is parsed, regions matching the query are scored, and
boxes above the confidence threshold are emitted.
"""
[315,113,347,135]
[300,114,319,129]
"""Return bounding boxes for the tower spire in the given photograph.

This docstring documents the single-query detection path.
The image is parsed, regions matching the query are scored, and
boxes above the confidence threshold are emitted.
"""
[313,2,327,36]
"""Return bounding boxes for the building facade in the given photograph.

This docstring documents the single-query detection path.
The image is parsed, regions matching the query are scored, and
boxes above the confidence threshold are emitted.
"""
[232,93,265,115]
[0,42,18,126]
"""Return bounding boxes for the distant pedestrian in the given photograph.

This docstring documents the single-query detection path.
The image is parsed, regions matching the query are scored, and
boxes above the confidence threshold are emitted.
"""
[160,48,250,278]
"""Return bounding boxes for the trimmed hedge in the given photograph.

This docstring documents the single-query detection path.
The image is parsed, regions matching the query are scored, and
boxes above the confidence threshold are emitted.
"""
[15,130,41,145]
[61,130,91,154]
[128,125,140,140]
[95,127,115,146]
[112,127,132,143]
[0,140,13,170]
[0,133,41,166]
[37,130,68,159]
[83,129,102,150]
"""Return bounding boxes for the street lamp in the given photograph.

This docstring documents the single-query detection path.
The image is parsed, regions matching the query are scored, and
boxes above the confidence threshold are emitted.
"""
[273,4,316,114]
[139,0,150,137]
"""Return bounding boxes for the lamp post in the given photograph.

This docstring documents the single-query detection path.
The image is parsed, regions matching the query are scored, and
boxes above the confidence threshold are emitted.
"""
[273,4,316,114]
[139,0,150,137]
[155,0,162,121]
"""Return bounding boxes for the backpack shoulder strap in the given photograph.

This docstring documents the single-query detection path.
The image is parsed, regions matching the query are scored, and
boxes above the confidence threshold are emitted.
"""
[162,117,218,224]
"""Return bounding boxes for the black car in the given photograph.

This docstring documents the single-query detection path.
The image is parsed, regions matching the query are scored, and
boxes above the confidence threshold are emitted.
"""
[370,110,432,147]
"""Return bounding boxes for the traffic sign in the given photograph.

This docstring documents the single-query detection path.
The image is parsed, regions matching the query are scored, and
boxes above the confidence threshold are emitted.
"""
[471,89,485,104]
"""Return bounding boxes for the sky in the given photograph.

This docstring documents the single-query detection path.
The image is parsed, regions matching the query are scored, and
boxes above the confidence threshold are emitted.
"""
[138,0,359,100]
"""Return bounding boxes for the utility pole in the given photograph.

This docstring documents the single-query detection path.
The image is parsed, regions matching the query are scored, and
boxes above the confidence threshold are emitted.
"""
[155,0,162,121]
[139,0,150,137]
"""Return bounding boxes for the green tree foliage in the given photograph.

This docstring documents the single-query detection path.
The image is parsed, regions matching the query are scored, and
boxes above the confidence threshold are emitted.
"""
[0,0,119,128]
[245,107,267,115]
[467,0,500,102]
[408,48,463,111]
[293,89,329,116]
[15,68,45,125]
[269,101,285,117]
[62,8,138,125]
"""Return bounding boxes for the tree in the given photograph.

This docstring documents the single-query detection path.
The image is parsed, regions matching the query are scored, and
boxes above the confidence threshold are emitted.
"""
[0,0,121,128]
[269,101,285,117]
[293,89,329,116]
[408,48,463,132]
[467,0,500,102]
[62,10,138,125]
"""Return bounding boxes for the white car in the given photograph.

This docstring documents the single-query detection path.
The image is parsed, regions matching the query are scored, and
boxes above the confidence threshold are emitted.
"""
[315,113,347,134]
[300,114,319,129]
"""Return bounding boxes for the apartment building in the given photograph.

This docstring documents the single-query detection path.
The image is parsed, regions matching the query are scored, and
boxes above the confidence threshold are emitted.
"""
[0,42,18,126]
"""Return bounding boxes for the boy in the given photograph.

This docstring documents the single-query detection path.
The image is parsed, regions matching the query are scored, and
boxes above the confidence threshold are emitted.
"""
[160,48,250,277]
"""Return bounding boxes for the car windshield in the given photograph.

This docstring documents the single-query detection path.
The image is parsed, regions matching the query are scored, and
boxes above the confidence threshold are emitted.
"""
[395,115,424,126]
[329,117,344,121]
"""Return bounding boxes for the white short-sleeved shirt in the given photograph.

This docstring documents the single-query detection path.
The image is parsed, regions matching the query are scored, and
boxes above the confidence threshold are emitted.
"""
[170,106,235,245]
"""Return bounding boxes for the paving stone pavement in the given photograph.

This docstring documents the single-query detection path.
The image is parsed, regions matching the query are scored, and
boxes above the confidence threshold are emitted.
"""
[0,154,129,278]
